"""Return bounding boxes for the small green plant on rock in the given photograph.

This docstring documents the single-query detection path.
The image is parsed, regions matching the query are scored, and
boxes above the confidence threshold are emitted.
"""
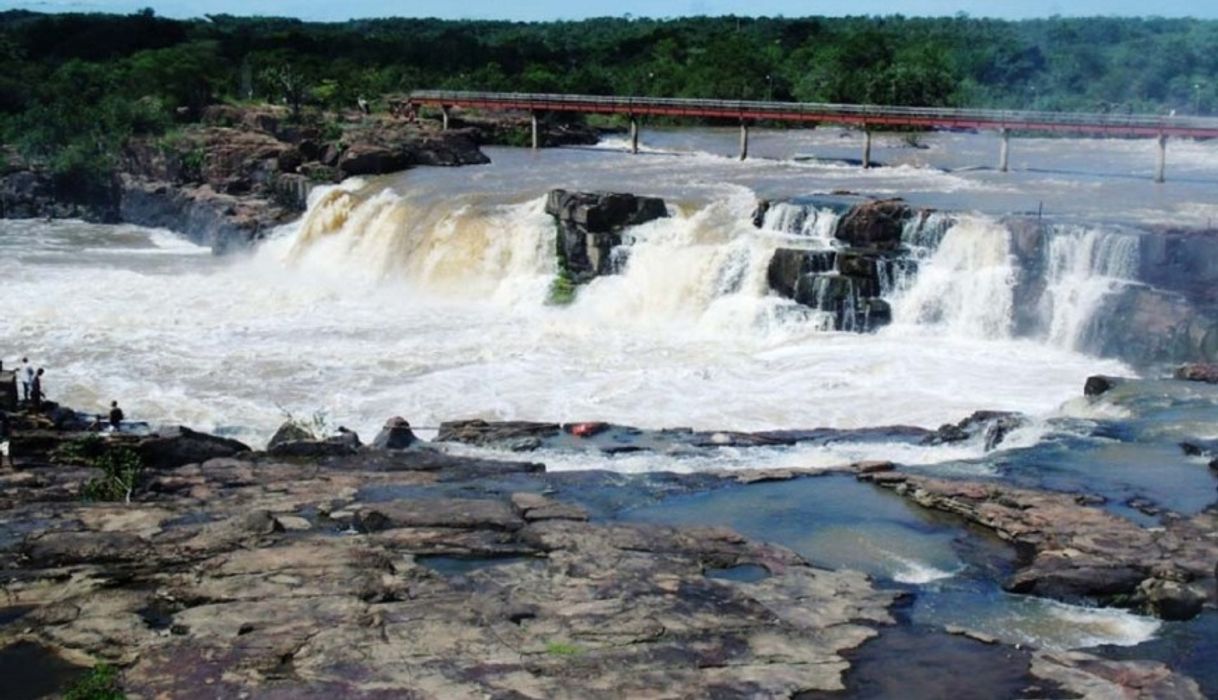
[81,447,144,504]
[63,663,125,700]
[276,405,331,440]
[544,641,582,656]
[546,270,577,306]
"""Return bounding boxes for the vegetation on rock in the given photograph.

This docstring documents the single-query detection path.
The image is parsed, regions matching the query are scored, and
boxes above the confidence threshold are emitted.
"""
[62,663,125,700]
[81,446,144,504]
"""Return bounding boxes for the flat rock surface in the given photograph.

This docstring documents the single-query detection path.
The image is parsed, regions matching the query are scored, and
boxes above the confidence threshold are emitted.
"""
[0,445,897,698]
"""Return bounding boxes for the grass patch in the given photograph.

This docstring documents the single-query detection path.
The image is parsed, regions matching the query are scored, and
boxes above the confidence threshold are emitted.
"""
[545,641,582,656]
[63,663,125,700]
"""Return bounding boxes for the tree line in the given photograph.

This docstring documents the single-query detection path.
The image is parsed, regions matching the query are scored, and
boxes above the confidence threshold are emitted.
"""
[1,9,1215,181]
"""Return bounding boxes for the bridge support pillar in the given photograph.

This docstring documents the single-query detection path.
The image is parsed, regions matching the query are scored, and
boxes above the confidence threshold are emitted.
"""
[1155,134,1167,183]
[441,106,449,131]
[862,128,872,169]
[999,128,1010,172]
[630,117,639,154]
[531,112,539,150]
[739,121,750,161]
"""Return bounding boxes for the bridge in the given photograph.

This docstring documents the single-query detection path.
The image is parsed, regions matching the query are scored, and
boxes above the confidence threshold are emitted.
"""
[409,90,1218,183]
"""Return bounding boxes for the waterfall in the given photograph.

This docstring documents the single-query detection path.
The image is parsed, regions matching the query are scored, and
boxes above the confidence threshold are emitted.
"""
[760,202,840,242]
[1039,225,1141,350]
[889,216,1016,338]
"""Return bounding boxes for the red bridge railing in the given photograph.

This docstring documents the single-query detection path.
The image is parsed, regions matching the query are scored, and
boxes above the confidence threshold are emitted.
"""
[409,90,1218,139]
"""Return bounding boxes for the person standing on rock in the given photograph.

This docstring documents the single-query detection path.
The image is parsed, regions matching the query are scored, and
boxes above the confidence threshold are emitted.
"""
[30,368,44,413]
[108,400,124,432]
[19,357,33,402]
[0,409,12,469]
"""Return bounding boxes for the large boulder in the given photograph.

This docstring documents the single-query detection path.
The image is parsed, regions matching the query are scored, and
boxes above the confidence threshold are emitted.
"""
[337,143,411,176]
[545,190,668,283]
[135,427,251,470]
[834,199,914,250]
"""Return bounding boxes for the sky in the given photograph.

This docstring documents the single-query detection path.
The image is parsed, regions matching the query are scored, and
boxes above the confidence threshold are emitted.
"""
[1,0,1216,21]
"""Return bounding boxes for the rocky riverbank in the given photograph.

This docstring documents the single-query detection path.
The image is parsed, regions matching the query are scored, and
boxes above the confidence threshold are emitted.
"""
[0,105,496,253]
[2,368,1216,697]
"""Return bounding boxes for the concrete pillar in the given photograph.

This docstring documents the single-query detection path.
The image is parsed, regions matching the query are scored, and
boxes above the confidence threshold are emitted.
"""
[630,117,639,154]
[739,121,750,161]
[441,106,449,131]
[862,128,872,169]
[999,128,1010,173]
[531,112,539,150]
[1155,134,1168,183]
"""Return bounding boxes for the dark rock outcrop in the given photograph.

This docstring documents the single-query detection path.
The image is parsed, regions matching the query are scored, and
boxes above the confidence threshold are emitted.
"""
[135,427,251,470]
[762,198,933,333]
[370,417,417,450]
[545,189,668,283]
[835,199,915,250]
[1084,375,1124,396]
[923,411,1025,452]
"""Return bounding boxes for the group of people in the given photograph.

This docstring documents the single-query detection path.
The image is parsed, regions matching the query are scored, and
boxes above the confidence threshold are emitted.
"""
[1,356,127,470]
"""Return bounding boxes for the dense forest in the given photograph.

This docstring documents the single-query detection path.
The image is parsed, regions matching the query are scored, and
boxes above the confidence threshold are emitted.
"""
[1,10,1216,181]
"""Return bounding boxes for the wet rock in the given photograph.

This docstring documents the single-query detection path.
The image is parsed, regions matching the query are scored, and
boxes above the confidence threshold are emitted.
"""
[1138,578,1208,621]
[1175,363,1218,384]
[118,177,292,253]
[1084,375,1124,396]
[510,492,589,522]
[834,199,914,251]
[862,472,1218,619]
[1030,651,1205,699]
[135,427,251,470]
[923,411,1024,451]
[336,143,410,176]
[436,419,561,451]
[370,417,417,450]
[766,248,837,298]
[267,421,313,450]
[545,189,668,283]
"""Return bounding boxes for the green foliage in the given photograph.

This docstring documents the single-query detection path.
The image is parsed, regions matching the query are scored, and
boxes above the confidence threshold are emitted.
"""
[544,641,582,656]
[63,663,125,700]
[81,446,144,504]
[0,11,1217,179]
[547,271,576,306]
[53,434,105,465]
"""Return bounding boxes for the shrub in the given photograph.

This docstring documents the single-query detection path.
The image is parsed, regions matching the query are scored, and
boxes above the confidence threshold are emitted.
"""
[81,447,144,504]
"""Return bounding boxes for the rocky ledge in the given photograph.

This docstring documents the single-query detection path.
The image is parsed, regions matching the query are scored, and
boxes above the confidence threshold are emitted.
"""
[1,404,1206,697]
[856,465,1218,621]
[0,105,490,253]
[758,198,944,332]
[1,413,906,698]
[545,189,669,284]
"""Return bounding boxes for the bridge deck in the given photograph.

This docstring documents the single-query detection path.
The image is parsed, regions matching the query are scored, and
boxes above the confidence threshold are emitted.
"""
[409,90,1218,139]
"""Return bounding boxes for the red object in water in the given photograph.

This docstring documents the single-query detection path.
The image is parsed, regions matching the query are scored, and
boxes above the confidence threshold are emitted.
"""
[570,422,608,438]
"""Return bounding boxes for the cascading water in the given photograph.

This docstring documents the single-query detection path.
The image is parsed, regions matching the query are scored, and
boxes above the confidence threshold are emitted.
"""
[888,215,1016,338]
[1038,225,1141,350]
[759,202,840,242]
